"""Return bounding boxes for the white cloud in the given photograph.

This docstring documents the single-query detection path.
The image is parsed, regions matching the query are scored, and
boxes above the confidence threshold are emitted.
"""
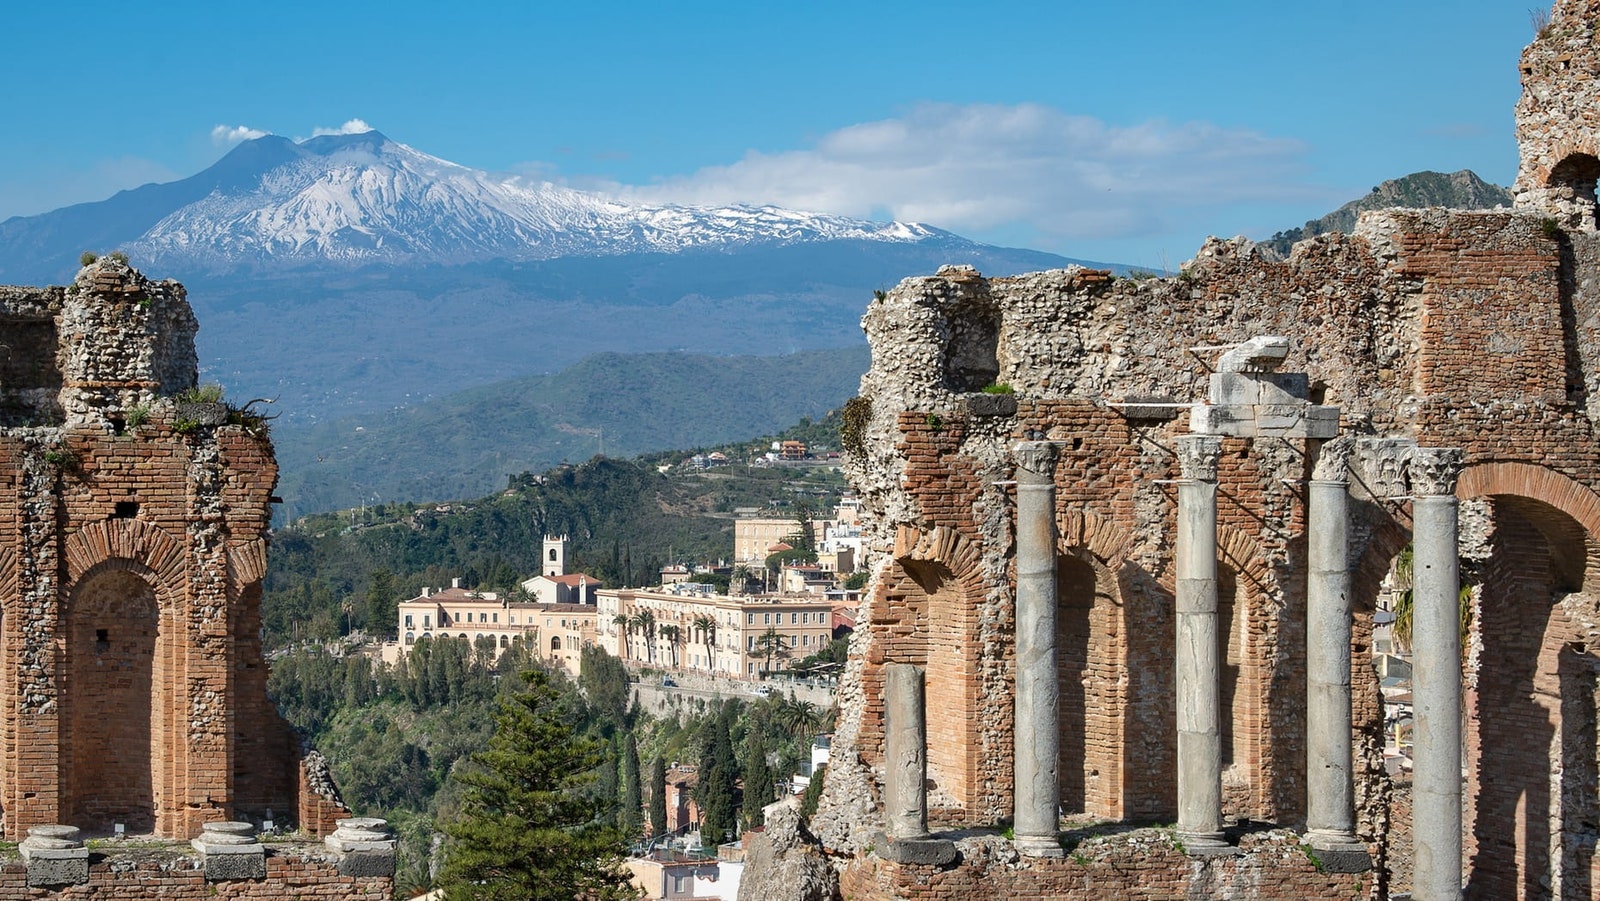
[312,118,375,137]
[619,103,1324,243]
[211,124,269,145]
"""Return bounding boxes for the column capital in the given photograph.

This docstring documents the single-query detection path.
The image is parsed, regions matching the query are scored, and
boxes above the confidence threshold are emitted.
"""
[1012,441,1059,479]
[1354,437,1415,499]
[1411,447,1464,497]
[1176,434,1223,481]
[1311,436,1354,483]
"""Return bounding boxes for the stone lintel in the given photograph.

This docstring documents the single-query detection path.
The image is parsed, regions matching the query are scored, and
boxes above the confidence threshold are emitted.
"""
[1190,403,1339,439]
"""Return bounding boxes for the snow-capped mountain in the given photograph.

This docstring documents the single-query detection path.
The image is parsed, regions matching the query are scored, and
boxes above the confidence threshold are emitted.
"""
[0,130,946,276]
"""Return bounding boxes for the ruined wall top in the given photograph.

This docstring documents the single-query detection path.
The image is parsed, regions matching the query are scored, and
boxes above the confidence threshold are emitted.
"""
[0,258,198,429]
[1514,0,1600,227]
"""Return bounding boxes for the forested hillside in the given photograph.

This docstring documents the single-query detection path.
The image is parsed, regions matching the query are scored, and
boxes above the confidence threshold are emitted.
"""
[263,413,847,647]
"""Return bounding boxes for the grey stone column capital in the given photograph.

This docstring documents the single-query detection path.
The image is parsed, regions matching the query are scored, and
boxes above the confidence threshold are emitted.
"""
[1411,447,1464,497]
[1311,436,1354,484]
[1176,434,1223,482]
[1012,441,1059,481]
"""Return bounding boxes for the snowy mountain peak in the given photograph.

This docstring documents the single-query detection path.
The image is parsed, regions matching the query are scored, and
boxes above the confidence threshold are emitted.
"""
[123,132,944,268]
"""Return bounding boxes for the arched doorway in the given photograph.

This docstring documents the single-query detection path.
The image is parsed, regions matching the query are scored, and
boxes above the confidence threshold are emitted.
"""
[63,567,161,832]
[1462,492,1600,900]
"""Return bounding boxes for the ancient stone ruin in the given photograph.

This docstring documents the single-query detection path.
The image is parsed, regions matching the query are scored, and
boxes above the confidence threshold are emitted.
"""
[753,3,1600,899]
[0,257,388,894]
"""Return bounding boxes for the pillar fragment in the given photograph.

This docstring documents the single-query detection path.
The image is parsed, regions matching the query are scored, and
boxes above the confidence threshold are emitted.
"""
[1411,447,1464,901]
[1175,434,1228,852]
[884,663,930,841]
[1012,440,1062,857]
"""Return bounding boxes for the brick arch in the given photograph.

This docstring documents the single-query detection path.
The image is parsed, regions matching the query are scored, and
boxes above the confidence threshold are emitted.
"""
[861,525,994,822]
[1458,462,1600,541]
[64,519,185,593]
[227,537,269,588]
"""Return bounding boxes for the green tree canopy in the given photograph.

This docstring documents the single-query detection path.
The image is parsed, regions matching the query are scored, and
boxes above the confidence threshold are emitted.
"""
[438,668,632,901]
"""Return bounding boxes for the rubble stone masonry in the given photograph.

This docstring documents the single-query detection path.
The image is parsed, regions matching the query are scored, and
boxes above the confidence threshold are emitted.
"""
[794,3,1600,898]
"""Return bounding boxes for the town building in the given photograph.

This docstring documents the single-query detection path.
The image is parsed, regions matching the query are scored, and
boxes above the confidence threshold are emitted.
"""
[388,584,596,676]
[597,586,838,677]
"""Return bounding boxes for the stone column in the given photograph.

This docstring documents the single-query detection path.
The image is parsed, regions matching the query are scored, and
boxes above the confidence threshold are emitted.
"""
[1306,441,1364,856]
[885,663,930,841]
[876,663,956,865]
[1411,447,1464,901]
[1012,441,1063,857]
[1175,434,1228,851]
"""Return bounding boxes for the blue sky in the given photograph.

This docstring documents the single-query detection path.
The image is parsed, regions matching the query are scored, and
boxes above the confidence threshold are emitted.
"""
[1,1,1528,268]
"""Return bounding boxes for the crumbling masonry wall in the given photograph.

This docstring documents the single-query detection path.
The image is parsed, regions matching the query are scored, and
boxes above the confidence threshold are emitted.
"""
[0,258,343,841]
[807,9,1600,892]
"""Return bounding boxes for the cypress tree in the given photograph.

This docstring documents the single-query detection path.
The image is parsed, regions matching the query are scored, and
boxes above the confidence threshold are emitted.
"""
[742,733,775,831]
[649,756,668,839]
[438,668,632,901]
[620,730,643,838]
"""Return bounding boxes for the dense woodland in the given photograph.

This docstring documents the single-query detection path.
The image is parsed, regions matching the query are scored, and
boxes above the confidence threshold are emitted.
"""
[262,414,846,895]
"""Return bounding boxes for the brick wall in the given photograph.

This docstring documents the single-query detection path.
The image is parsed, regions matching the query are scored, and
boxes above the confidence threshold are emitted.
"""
[0,843,389,899]
[823,207,1600,898]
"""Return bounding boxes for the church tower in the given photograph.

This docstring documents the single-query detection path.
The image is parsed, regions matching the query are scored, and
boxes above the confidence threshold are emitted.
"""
[544,533,570,577]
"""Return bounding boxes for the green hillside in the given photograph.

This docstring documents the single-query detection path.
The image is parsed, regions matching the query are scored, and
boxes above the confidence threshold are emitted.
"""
[1261,169,1512,258]
[273,345,869,517]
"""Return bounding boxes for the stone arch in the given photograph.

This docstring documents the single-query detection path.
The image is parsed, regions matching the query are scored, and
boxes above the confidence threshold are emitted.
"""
[63,519,185,588]
[860,525,992,822]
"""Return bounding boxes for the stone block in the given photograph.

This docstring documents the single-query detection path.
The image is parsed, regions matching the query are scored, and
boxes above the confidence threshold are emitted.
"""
[964,393,1017,417]
[327,817,398,878]
[872,831,958,866]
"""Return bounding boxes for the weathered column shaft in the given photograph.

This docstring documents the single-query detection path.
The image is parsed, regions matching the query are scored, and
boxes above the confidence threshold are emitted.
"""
[884,663,929,840]
[1012,441,1062,857]
[1306,455,1358,848]
[1411,448,1463,901]
[1175,435,1225,849]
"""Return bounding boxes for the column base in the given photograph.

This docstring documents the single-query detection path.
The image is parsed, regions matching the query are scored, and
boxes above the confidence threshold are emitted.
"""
[1305,831,1372,873]
[1176,830,1237,857]
[1013,832,1064,858]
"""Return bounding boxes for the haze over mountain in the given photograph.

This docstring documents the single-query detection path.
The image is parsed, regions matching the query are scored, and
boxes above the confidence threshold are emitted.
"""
[0,129,1099,428]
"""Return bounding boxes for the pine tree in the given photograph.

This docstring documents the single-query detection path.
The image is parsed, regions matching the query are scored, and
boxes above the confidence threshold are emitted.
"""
[649,756,668,839]
[438,668,632,901]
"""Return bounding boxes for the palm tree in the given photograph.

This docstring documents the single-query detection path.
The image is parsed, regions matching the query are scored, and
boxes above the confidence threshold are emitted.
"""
[775,697,823,741]
[691,614,718,672]
[659,624,682,668]
[729,565,752,596]
[629,610,657,663]
[1389,546,1473,657]
[753,627,790,676]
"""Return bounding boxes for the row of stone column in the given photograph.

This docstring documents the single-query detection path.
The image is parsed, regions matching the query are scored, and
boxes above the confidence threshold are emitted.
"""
[881,438,1464,897]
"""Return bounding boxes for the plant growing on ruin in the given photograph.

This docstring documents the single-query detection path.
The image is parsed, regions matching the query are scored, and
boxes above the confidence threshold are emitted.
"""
[124,405,150,430]
[840,396,871,456]
[177,383,225,405]
[1542,217,1563,240]
[981,382,1014,395]
[42,448,78,471]
[107,250,129,264]
[79,251,97,266]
